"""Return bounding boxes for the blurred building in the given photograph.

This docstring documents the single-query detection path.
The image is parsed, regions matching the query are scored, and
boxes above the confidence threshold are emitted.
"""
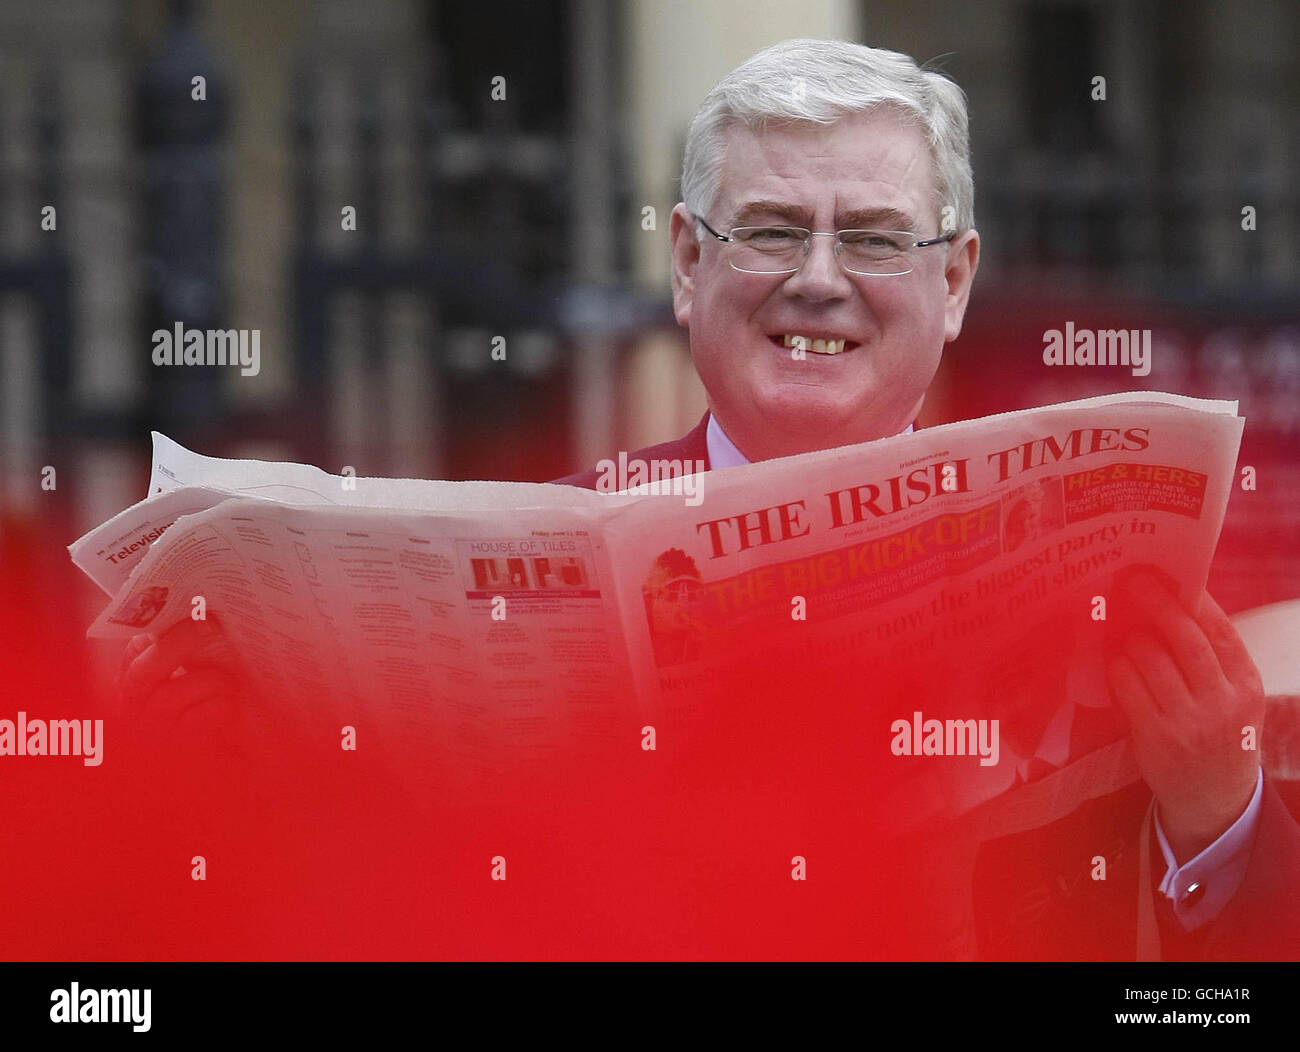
[1,0,1297,607]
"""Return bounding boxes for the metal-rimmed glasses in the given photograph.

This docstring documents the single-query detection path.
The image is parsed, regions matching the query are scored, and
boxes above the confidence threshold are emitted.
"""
[695,215,955,276]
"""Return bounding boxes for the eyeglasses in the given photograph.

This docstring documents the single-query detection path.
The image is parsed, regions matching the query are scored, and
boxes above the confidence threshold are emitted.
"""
[657,579,703,601]
[695,216,956,276]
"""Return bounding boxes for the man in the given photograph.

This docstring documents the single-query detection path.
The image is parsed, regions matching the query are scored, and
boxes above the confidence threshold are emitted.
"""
[641,547,709,666]
[551,38,1298,959]
[559,40,975,482]
[126,38,1297,959]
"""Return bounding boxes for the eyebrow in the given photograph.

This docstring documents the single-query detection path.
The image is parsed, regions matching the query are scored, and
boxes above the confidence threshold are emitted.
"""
[730,200,920,231]
[838,206,919,231]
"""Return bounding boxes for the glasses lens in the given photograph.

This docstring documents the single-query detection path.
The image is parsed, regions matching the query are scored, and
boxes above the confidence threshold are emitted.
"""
[729,226,806,273]
[838,230,913,275]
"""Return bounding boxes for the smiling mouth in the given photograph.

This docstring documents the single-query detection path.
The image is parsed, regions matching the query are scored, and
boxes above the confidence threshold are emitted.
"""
[772,334,860,355]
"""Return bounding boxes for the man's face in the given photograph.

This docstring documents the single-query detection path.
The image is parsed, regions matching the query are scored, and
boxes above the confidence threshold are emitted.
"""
[670,108,979,461]
[646,574,703,635]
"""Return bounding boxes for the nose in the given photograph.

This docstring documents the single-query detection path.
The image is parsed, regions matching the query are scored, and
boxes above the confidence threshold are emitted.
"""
[781,231,853,301]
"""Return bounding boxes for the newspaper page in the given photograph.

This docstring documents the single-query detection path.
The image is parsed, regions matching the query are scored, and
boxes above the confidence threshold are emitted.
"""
[82,497,643,785]
[74,446,646,784]
[593,391,1242,831]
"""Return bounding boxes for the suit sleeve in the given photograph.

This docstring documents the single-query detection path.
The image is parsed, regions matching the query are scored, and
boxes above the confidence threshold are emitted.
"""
[1156,775,1300,960]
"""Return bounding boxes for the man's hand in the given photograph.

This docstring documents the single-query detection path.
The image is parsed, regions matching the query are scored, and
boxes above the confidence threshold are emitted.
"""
[1105,568,1264,862]
[118,616,247,737]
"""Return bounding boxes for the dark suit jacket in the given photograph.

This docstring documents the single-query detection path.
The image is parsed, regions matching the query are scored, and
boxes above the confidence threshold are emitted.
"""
[551,414,1300,960]
[550,413,711,490]
[973,774,1300,960]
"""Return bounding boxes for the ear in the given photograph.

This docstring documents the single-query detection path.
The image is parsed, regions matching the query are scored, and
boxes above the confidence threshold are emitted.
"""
[942,229,980,343]
[669,203,700,328]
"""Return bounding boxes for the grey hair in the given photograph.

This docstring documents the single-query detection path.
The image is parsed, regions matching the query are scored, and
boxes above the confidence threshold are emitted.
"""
[681,38,974,235]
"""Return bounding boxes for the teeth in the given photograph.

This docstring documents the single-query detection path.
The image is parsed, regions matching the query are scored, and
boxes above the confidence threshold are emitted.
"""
[782,334,847,354]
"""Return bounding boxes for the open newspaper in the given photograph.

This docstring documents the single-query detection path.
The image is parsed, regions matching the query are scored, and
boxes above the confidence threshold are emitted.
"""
[71,392,1243,826]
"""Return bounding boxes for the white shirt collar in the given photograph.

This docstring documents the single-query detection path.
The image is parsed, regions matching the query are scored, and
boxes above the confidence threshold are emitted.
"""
[706,412,915,469]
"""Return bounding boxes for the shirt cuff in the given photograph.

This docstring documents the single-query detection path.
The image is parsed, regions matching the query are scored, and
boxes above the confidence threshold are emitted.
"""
[1154,768,1264,932]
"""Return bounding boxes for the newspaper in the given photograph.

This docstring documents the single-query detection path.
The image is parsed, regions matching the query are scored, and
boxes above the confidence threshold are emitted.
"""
[71,391,1243,820]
